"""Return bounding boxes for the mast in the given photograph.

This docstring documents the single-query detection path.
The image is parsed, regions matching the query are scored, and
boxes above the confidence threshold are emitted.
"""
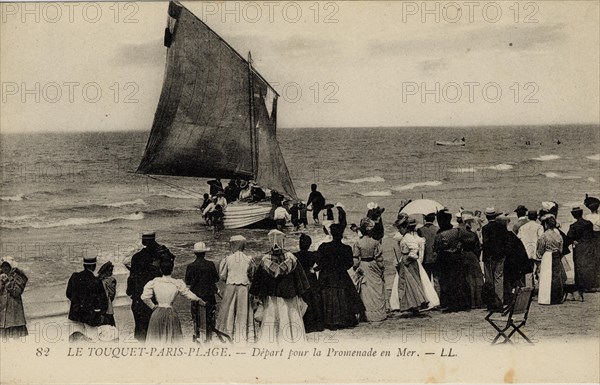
[248,51,258,180]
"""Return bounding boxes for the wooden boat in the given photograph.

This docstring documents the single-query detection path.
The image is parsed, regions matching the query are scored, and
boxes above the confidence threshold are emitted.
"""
[136,1,297,229]
[436,138,465,146]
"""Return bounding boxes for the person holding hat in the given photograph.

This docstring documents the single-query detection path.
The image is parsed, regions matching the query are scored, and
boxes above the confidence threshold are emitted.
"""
[249,230,310,343]
[567,207,597,293]
[66,255,109,340]
[185,242,220,341]
[352,218,386,322]
[294,234,324,333]
[517,210,544,288]
[417,212,440,296]
[141,259,205,343]
[481,207,509,307]
[316,224,365,330]
[306,184,326,224]
[513,205,529,234]
[433,210,472,312]
[0,257,28,339]
[126,232,169,342]
[216,235,257,342]
[389,217,430,315]
[536,214,566,304]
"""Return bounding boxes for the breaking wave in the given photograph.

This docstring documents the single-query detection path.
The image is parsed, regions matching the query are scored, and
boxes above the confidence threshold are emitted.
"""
[340,176,386,184]
[449,168,476,173]
[542,172,581,180]
[152,192,198,200]
[532,154,561,161]
[586,154,600,161]
[102,199,147,207]
[392,181,443,191]
[1,212,145,229]
[0,194,25,202]
[485,164,513,171]
[359,190,392,197]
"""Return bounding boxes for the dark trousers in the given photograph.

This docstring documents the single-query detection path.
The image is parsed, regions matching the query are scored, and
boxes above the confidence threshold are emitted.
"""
[484,259,505,305]
[131,299,152,342]
[192,296,216,340]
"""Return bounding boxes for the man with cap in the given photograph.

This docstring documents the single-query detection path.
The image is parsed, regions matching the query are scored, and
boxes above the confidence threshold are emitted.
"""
[66,255,108,340]
[513,205,529,234]
[481,207,509,308]
[417,212,440,296]
[518,210,544,288]
[126,231,173,342]
[185,241,219,341]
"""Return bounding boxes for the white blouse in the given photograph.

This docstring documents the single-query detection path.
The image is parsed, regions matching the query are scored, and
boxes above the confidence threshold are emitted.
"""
[585,213,600,232]
[141,276,200,308]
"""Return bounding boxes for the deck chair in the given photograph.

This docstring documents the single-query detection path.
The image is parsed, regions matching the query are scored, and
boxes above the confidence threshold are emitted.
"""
[485,286,534,344]
[192,303,232,344]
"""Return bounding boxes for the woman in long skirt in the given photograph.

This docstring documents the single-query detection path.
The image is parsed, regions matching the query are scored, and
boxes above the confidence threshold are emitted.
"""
[459,214,485,308]
[0,257,28,339]
[142,259,204,343]
[584,195,600,290]
[390,217,429,315]
[294,234,324,333]
[567,207,596,294]
[536,214,565,305]
[352,218,386,322]
[216,235,256,342]
[317,224,365,330]
[249,230,310,344]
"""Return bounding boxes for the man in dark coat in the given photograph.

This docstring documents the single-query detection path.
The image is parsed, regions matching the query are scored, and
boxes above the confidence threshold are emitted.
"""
[482,207,509,308]
[307,184,326,224]
[500,216,533,304]
[126,232,171,342]
[417,212,440,296]
[185,242,219,340]
[66,256,108,335]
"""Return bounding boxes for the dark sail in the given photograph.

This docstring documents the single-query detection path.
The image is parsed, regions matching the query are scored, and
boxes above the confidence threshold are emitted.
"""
[138,1,297,199]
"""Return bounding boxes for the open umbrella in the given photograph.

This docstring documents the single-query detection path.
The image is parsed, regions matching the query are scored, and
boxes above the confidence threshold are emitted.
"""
[400,199,445,216]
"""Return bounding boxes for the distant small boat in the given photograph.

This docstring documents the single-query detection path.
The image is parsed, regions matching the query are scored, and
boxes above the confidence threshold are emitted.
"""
[436,137,465,146]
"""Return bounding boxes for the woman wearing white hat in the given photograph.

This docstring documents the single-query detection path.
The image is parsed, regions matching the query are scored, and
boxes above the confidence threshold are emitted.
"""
[216,235,256,342]
[249,230,310,343]
[0,257,28,339]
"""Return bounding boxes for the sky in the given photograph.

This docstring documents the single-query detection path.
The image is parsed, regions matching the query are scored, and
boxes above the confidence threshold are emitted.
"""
[1,1,599,133]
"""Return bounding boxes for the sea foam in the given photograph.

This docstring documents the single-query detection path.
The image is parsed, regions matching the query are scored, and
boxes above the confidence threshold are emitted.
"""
[341,176,386,184]
[586,154,600,161]
[449,167,476,173]
[153,192,198,200]
[0,194,25,202]
[392,181,443,191]
[1,212,145,229]
[542,172,581,180]
[485,164,513,171]
[103,199,147,207]
[533,154,561,161]
[359,190,392,197]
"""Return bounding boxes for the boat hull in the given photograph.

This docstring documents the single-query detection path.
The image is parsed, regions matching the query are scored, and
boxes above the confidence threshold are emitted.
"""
[223,201,273,229]
[435,141,465,146]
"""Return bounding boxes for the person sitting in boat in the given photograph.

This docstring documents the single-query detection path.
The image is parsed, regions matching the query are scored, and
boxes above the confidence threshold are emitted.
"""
[207,179,223,197]
[203,192,227,223]
[273,202,292,230]
[224,179,241,203]
[238,180,252,201]
[199,193,211,212]
[250,182,266,202]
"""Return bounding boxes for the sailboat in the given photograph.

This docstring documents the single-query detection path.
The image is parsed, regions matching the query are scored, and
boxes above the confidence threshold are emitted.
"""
[435,137,465,146]
[137,1,297,229]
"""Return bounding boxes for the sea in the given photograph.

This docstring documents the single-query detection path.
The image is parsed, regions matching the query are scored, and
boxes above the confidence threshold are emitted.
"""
[1,125,599,291]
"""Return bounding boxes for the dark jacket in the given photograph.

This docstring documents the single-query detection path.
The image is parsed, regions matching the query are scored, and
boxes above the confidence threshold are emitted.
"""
[307,191,325,211]
[249,259,310,299]
[66,269,108,327]
[504,231,533,283]
[482,220,509,263]
[185,258,219,301]
[418,223,439,264]
[126,247,165,299]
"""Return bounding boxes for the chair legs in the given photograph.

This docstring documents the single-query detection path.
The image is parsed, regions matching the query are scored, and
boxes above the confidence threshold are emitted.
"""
[488,320,533,344]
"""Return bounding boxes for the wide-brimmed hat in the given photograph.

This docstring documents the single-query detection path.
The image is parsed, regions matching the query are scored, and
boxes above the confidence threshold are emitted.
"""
[514,205,528,213]
[367,202,379,210]
[571,206,584,214]
[584,195,600,210]
[193,242,210,253]
[484,207,501,217]
[239,180,249,188]
[540,213,555,222]
[394,212,409,228]
[407,217,417,227]
[461,210,475,221]
[541,201,556,211]
[335,202,345,209]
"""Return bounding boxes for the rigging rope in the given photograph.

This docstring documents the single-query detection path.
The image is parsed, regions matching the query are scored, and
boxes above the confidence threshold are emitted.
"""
[145,175,205,199]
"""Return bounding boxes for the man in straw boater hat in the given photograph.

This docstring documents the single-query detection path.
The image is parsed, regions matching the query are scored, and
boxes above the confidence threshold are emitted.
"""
[481,207,508,310]
[185,241,219,341]
[66,255,108,341]
[126,231,175,342]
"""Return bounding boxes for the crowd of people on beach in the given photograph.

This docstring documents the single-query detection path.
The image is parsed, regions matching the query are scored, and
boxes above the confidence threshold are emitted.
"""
[1,181,599,344]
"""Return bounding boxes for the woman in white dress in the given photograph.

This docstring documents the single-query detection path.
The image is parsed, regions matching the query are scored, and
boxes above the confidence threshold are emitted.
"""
[216,235,257,342]
[142,259,204,344]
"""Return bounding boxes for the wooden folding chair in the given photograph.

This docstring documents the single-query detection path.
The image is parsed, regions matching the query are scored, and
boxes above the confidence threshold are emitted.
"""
[485,286,534,344]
